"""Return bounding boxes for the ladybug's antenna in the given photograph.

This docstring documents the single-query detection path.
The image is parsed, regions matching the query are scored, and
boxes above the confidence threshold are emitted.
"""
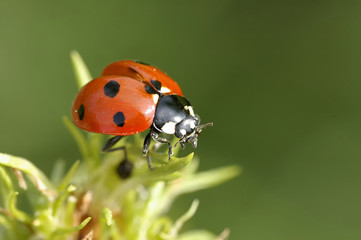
[196,122,213,133]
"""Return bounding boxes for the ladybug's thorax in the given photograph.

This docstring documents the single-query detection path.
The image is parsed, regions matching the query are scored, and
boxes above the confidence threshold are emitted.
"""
[153,95,198,137]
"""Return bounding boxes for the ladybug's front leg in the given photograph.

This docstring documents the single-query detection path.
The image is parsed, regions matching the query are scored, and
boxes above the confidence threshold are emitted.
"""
[142,131,153,170]
[143,127,173,167]
[174,138,186,150]
[150,130,173,160]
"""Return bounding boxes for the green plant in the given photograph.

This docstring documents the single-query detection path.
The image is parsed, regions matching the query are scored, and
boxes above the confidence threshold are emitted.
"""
[0,52,241,240]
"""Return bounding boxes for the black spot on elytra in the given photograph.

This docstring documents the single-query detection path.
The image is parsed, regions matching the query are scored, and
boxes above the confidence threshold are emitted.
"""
[78,104,85,120]
[104,80,120,98]
[113,112,125,127]
[145,80,162,94]
[152,80,162,90]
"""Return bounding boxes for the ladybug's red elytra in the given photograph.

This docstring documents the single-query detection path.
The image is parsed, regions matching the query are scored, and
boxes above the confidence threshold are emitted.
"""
[71,60,212,170]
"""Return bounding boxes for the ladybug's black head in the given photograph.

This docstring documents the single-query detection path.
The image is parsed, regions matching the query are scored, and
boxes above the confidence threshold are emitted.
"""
[174,114,213,149]
[153,95,212,149]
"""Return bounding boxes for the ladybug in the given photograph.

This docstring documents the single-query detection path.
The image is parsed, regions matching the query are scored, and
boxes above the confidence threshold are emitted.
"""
[72,60,212,170]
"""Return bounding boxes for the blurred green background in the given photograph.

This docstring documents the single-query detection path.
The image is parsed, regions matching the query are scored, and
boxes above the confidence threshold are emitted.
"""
[1,0,361,239]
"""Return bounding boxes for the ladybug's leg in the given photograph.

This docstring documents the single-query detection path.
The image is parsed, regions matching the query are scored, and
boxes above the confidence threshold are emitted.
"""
[142,131,153,170]
[102,136,133,179]
[142,128,173,170]
[102,136,123,152]
[174,139,186,150]
[150,129,173,160]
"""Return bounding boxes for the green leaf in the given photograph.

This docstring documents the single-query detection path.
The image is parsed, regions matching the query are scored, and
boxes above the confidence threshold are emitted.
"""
[87,132,103,168]
[0,153,52,192]
[169,165,241,196]
[161,199,199,239]
[136,182,166,240]
[141,153,194,181]
[50,216,91,238]
[148,217,173,239]
[0,214,30,240]
[107,153,194,202]
[0,214,11,232]
[70,50,92,89]
[100,208,122,240]
[57,160,80,193]
[50,160,66,185]
[172,199,199,230]
[178,229,231,240]
[52,184,76,217]
[102,208,113,226]
[63,116,90,162]
[0,166,13,192]
[8,192,32,224]
[0,166,14,206]
[69,51,103,168]
[32,208,56,237]
[64,195,77,227]
[158,165,241,214]
[63,116,102,170]
[177,230,218,240]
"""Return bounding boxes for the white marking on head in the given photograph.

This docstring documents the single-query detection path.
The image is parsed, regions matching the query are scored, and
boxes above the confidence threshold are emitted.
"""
[180,129,187,136]
[189,121,195,129]
[184,105,195,116]
[160,87,171,93]
[152,94,159,104]
[161,122,176,134]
